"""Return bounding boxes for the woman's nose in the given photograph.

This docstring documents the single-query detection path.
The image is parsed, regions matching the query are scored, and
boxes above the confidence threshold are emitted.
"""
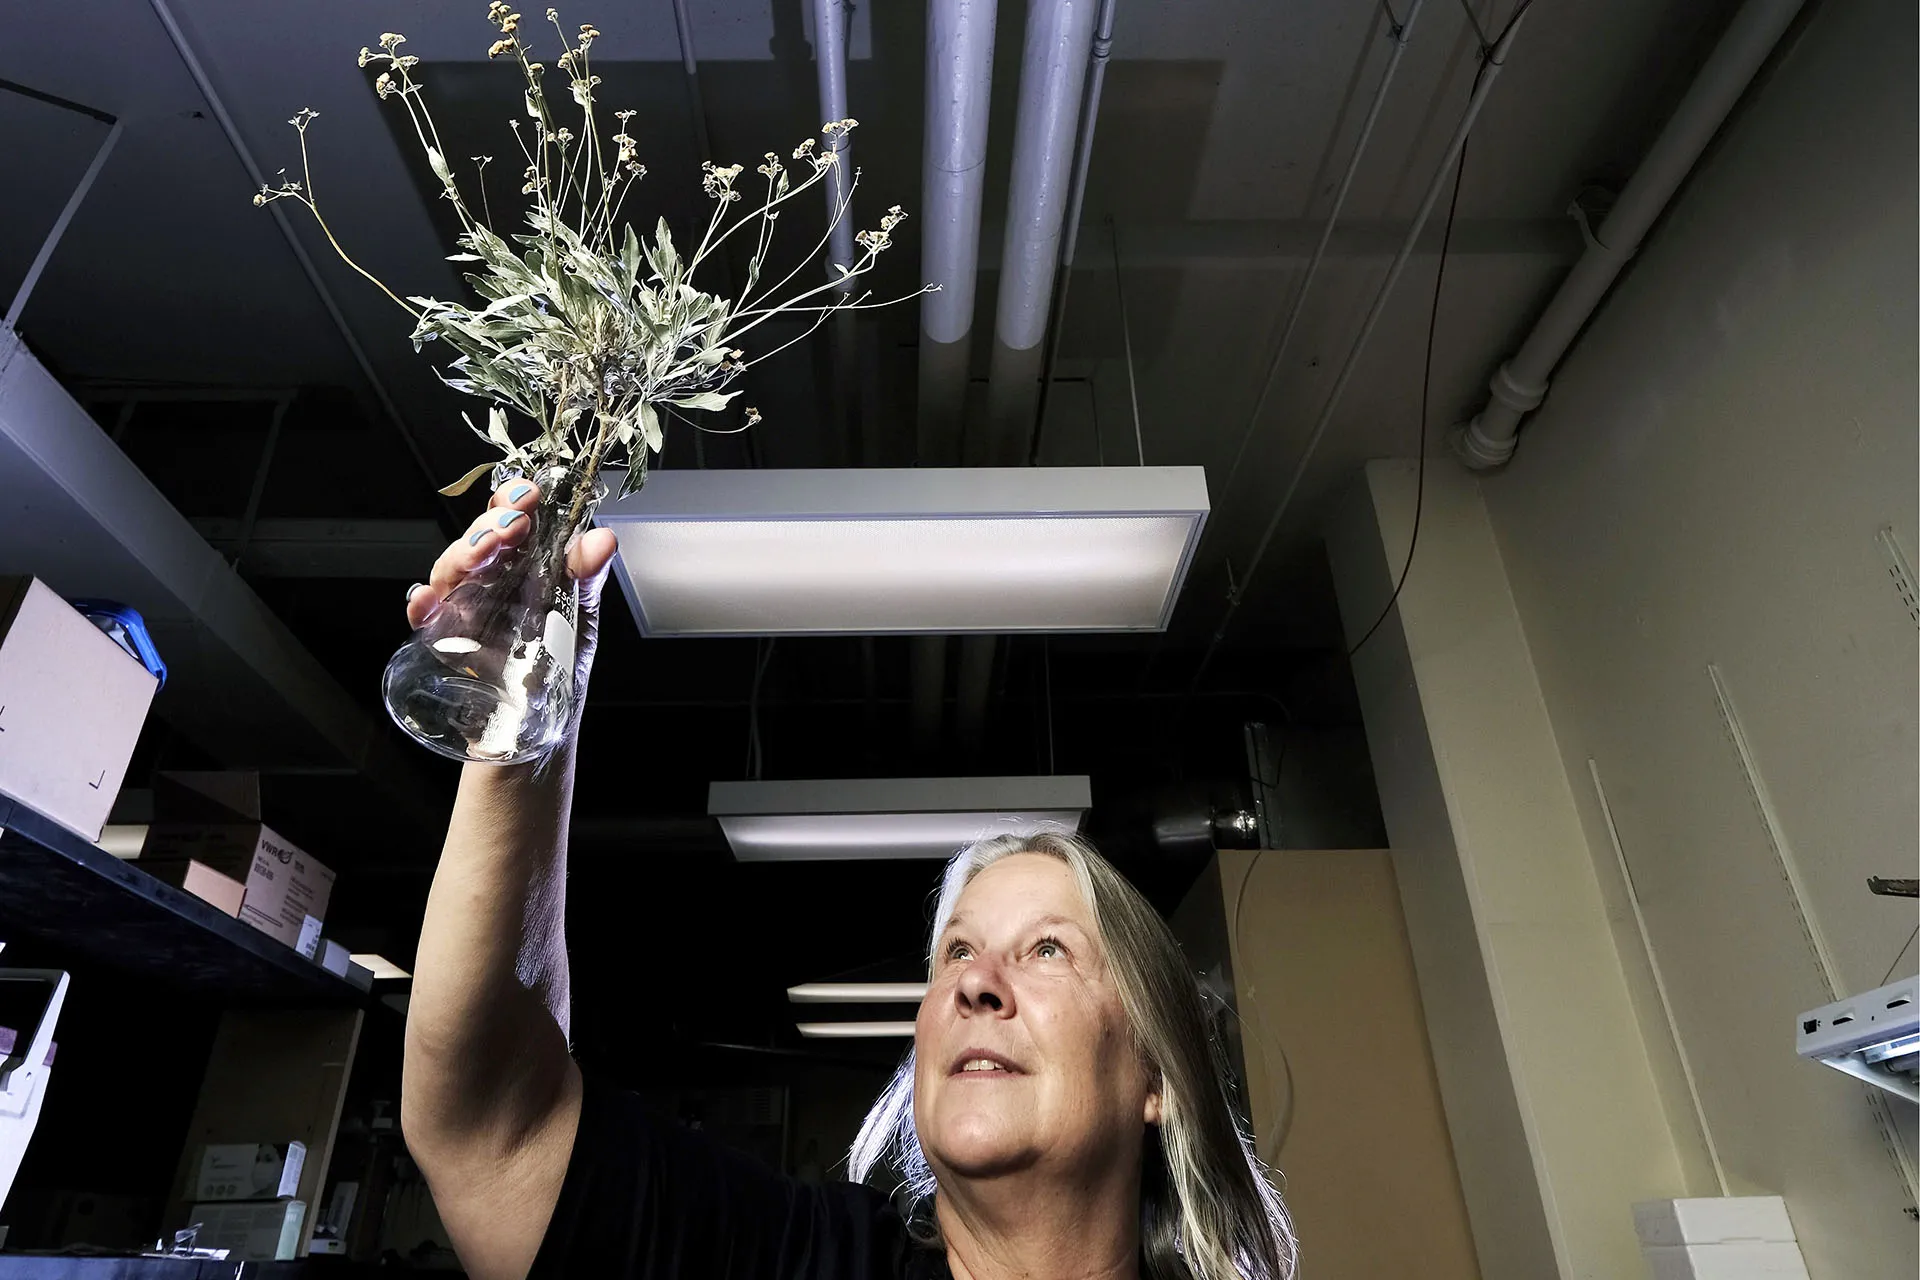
[955,956,1014,1016]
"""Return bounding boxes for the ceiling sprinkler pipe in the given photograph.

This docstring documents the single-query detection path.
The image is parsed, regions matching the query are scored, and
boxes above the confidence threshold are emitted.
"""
[1454,0,1806,469]
[815,0,858,292]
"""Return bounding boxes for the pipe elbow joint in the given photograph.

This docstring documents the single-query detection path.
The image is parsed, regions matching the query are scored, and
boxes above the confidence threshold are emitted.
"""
[1452,414,1519,471]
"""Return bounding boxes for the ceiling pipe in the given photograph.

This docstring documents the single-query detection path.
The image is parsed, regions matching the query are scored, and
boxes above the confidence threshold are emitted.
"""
[1026,0,1118,465]
[915,0,1000,753]
[977,0,1101,466]
[961,0,1103,760]
[1190,13,1529,694]
[815,0,859,291]
[144,0,454,532]
[1453,0,1805,469]
[917,0,999,468]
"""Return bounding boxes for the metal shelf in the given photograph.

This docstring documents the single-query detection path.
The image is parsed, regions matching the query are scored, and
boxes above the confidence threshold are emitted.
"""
[0,799,362,1006]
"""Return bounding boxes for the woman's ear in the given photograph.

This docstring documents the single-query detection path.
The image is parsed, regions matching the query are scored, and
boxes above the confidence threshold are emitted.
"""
[1143,1089,1164,1126]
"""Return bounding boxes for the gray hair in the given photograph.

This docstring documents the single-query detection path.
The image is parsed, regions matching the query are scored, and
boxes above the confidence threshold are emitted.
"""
[848,831,1296,1280]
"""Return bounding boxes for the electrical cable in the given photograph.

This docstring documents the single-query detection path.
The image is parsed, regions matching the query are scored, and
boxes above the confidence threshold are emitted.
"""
[1882,924,1919,987]
[1231,845,1297,1160]
[745,637,776,779]
[1343,63,1479,661]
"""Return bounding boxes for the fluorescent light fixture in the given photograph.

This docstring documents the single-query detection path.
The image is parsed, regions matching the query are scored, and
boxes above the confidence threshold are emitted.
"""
[94,824,148,859]
[351,954,412,981]
[597,466,1208,636]
[788,983,929,1004]
[1797,974,1918,1102]
[710,776,1090,862]
[797,1021,917,1038]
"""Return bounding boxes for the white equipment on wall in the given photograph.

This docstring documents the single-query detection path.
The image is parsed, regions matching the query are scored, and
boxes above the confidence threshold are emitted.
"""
[0,965,70,1211]
[1795,973,1919,1102]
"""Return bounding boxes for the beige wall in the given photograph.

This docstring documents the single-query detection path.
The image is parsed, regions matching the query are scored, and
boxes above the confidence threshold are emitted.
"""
[1472,0,1920,1274]
[1174,851,1480,1280]
[1326,463,1691,1279]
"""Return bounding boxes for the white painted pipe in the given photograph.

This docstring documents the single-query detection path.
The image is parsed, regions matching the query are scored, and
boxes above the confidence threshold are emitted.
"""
[815,0,857,291]
[979,0,1100,465]
[915,0,1000,745]
[1454,0,1806,468]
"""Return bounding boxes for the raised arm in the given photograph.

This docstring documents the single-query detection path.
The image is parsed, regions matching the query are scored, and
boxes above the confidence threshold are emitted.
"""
[398,480,618,1280]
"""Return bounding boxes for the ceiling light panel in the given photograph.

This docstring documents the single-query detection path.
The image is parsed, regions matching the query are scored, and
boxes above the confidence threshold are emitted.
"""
[788,983,929,1004]
[797,1021,917,1038]
[710,776,1090,863]
[598,467,1209,636]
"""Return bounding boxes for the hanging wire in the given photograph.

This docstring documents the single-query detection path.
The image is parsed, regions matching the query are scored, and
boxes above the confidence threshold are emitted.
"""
[1108,216,1146,465]
[1883,925,1919,986]
[1343,57,1481,660]
[745,637,777,779]
[1043,638,1057,774]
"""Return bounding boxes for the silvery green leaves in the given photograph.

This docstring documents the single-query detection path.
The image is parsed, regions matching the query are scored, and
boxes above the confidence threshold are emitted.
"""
[253,8,929,513]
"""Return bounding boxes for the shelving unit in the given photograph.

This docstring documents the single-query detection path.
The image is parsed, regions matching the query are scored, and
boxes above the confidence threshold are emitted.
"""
[0,799,362,1006]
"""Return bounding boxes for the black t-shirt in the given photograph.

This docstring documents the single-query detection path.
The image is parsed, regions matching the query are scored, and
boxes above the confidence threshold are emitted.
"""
[529,1074,951,1279]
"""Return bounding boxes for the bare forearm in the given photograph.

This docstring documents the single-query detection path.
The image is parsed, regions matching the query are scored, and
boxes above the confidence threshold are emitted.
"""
[403,748,579,1155]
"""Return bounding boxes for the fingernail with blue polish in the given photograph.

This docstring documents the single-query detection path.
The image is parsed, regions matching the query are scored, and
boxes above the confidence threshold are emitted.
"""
[406,583,424,601]
[468,529,487,546]
[509,483,532,502]
[498,510,524,529]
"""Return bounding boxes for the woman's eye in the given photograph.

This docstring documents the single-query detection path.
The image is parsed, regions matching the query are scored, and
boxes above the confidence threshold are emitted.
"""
[945,941,972,962]
[1035,937,1065,960]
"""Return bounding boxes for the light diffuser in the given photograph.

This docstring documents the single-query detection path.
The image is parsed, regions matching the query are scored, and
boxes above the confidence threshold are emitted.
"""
[797,1021,917,1038]
[788,983,929,1003]
[710,775,1090,862]
[597,466,1209,636]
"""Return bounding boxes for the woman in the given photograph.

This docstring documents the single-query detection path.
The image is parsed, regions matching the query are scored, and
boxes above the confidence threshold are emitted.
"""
[400,480,1296,1280]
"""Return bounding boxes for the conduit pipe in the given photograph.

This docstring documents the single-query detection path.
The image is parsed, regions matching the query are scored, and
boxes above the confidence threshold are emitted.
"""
[815,0,858,289]
[1453,0,1805,469]
[1191,14,1528,692]
[917,0,999,467]
[1214,0,1429,501]
[914,0,1000,753]
[960,0,1103,757]
[1026,0,1117,464]
[978,0,1100,466]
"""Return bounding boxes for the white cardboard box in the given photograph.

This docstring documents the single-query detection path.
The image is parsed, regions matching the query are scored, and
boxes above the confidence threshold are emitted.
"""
[187,1199,307,1261]
[0,578,158,841]
[194,1141,306,1201]
[142,821,335,948]
[1633,1196,1797,1246]
[1642,1242,1810,1280]
[138,858,247,917]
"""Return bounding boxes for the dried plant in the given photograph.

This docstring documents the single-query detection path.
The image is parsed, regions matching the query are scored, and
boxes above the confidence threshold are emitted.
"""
[255,5,928,534]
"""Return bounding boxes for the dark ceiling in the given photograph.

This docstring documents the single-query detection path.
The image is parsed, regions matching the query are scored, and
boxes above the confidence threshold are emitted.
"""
[2,0,1749,1084]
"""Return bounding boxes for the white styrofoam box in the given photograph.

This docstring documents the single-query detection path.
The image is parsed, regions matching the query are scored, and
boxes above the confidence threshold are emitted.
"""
[194,1141,306,1201]
[1634,1197,1796,1245]
[0,578,158,841]
[1643,1242,1810,1280]
[188,1199,306,1261]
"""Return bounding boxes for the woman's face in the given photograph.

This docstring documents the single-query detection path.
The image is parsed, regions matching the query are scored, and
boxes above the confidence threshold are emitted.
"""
[913,853,1161,1186]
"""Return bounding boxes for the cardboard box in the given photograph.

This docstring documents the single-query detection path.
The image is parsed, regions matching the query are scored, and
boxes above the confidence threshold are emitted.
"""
[138,858,246,917]
[141,774,335,948]
[194,1141,306,1201]
[0,578,159,841]
[187,1198,306,1261]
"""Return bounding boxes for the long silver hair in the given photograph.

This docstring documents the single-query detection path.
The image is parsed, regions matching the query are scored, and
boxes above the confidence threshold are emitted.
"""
[848,831,1296,1280]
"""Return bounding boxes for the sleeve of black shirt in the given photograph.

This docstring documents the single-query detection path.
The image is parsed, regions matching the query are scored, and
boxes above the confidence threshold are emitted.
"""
[526,1072,921,1280]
